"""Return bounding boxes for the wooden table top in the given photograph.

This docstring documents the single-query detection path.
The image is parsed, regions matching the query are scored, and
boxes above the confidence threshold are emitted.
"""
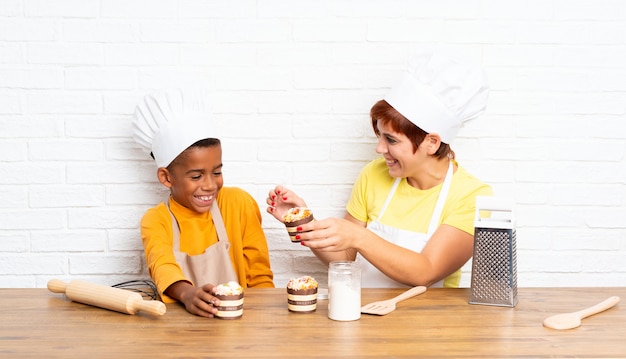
[0,287,624,358]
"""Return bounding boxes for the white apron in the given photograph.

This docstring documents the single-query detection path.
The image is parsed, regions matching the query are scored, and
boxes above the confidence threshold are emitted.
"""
[358,162,453,288]
[167,201,238,287]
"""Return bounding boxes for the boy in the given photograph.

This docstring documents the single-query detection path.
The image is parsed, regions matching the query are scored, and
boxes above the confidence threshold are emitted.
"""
[133,89,274,317]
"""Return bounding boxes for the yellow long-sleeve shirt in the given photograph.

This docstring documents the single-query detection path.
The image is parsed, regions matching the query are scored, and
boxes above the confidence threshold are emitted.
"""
[140,187,274,302]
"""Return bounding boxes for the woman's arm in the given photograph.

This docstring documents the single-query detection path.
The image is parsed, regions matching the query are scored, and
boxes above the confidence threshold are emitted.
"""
[299,217,473,287]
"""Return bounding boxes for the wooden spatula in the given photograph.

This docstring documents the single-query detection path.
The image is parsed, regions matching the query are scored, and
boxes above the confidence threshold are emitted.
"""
[543,296,620,330]
[361,286,427,316]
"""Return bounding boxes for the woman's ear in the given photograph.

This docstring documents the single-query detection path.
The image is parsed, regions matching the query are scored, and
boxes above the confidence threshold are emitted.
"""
[157,168,173,188]
[424,133,442,155]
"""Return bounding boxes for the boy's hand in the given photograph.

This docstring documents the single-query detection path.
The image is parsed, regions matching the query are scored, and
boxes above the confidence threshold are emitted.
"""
[168,281,219,318]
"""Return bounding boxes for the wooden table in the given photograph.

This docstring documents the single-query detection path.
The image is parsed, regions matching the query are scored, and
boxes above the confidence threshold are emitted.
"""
[0,287,624,358]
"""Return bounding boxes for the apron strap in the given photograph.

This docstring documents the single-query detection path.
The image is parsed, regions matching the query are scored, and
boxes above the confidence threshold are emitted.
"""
[376,178,402,222]
[426,161,454,234]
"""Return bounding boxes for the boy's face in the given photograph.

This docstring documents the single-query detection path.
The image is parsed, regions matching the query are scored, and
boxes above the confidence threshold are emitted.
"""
[158,145,223,214]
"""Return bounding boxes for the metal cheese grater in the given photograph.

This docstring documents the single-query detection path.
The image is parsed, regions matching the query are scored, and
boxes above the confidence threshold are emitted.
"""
[469,196,518,307]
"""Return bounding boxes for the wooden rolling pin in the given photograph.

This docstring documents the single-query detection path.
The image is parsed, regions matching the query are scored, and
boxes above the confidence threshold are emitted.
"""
[48,279,166,316]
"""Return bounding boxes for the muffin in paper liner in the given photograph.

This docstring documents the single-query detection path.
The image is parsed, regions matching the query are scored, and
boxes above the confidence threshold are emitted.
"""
[286,276,318,313]
[214,282,244,320]
[283,207,314,243]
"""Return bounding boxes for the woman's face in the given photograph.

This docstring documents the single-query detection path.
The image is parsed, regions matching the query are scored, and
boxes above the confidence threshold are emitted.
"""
[375,120,426,178]
[161,145,224,214]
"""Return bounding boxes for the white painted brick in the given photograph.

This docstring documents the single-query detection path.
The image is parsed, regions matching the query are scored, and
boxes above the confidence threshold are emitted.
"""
[0,0,20,16]
[0,141,27,161]
[293,67,365,89]
[0,67,63,89]
[107,229,143,251]
[0,162,65,185]
[29,185,104,208]
[367,20,444,43]
[180,45,256,66]
[0,254,67,274]
[179,0,256,19]
[103,44,178,66]
[138,68,213,90]
[216,20,291,43]
[0,91,22,114]
[101,0,176,19]
[66,162,143,184]
[28,43,102,65]
[0,43,24,63]
[62,20,138,43]
[105,183,166,205]
[26,91,102,114]
[556,0,626,21]
[64,116,130,139]
[29,140,104,161]
[483,0,555,20]
[0,115,64,138]
[443,21,516,44]
[65,67,137,90]
[25,0,99,18]
[0,232,29,252]
[585,207,626,228]
[68,207,144,230]
[293,21,365,42]
[31,230,106,252]
[0,209,65,230]
[103,93,142,115]
[215,68,291,91]
[0,186,27,208]
[140,21,213,43]
[69,254,142,274]
[0,19,57,41]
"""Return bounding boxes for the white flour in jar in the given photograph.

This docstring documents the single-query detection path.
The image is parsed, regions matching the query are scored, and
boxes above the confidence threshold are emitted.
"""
[328,282,361,321]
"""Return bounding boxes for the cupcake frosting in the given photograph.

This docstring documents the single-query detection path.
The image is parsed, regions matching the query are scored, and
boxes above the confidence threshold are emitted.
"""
[287,276,319,291]
[214,281,243,296]
[283,207,313,223]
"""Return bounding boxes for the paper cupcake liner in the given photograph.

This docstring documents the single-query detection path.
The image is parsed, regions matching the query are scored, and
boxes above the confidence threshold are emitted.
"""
[287,287,318,313]
[214,293,244,320]
[284,216,314,243]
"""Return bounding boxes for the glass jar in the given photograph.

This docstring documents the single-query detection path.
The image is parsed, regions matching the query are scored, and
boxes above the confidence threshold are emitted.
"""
[327,260,361,321]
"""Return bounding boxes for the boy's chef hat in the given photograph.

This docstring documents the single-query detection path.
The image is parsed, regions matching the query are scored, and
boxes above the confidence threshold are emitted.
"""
[384,46,489,144]
[132,89,216,168]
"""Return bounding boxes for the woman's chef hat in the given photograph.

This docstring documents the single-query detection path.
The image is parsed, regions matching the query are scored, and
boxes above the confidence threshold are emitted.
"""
[384,46,489,144]
[132,89,216,168]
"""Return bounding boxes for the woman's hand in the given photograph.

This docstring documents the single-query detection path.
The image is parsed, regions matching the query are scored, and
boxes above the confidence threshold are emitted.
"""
[297,217,365,255]
[266,185,307,223]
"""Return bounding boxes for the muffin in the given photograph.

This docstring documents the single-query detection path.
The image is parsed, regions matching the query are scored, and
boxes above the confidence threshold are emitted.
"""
[286,276,319,313]
[283,207,314,243]
[213,281,244,320]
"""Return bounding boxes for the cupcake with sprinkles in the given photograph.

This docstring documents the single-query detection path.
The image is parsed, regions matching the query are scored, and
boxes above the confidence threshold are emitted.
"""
[213,281,244,319]
[283,207,314,243]
[286,276,319,313]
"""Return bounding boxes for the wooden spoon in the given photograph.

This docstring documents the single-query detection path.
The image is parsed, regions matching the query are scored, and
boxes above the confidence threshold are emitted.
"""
[543,296,620,330]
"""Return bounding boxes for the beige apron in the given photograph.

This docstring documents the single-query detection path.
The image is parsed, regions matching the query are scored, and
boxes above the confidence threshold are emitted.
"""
[358,161,453,288]
[167,201,238,287]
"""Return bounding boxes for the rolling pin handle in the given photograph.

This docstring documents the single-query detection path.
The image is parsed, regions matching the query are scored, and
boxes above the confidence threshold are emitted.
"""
[47,279,67,294]
[131,297,167,316]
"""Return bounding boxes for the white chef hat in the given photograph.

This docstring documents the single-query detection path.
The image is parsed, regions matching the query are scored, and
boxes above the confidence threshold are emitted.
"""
[384,46,489,144]
[132,89,216,168]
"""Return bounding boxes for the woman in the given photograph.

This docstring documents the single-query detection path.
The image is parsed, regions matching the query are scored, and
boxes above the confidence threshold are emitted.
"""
[267,47,493,288]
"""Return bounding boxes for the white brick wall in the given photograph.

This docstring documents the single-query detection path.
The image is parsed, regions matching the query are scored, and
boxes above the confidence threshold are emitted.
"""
[1,0,625,289]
